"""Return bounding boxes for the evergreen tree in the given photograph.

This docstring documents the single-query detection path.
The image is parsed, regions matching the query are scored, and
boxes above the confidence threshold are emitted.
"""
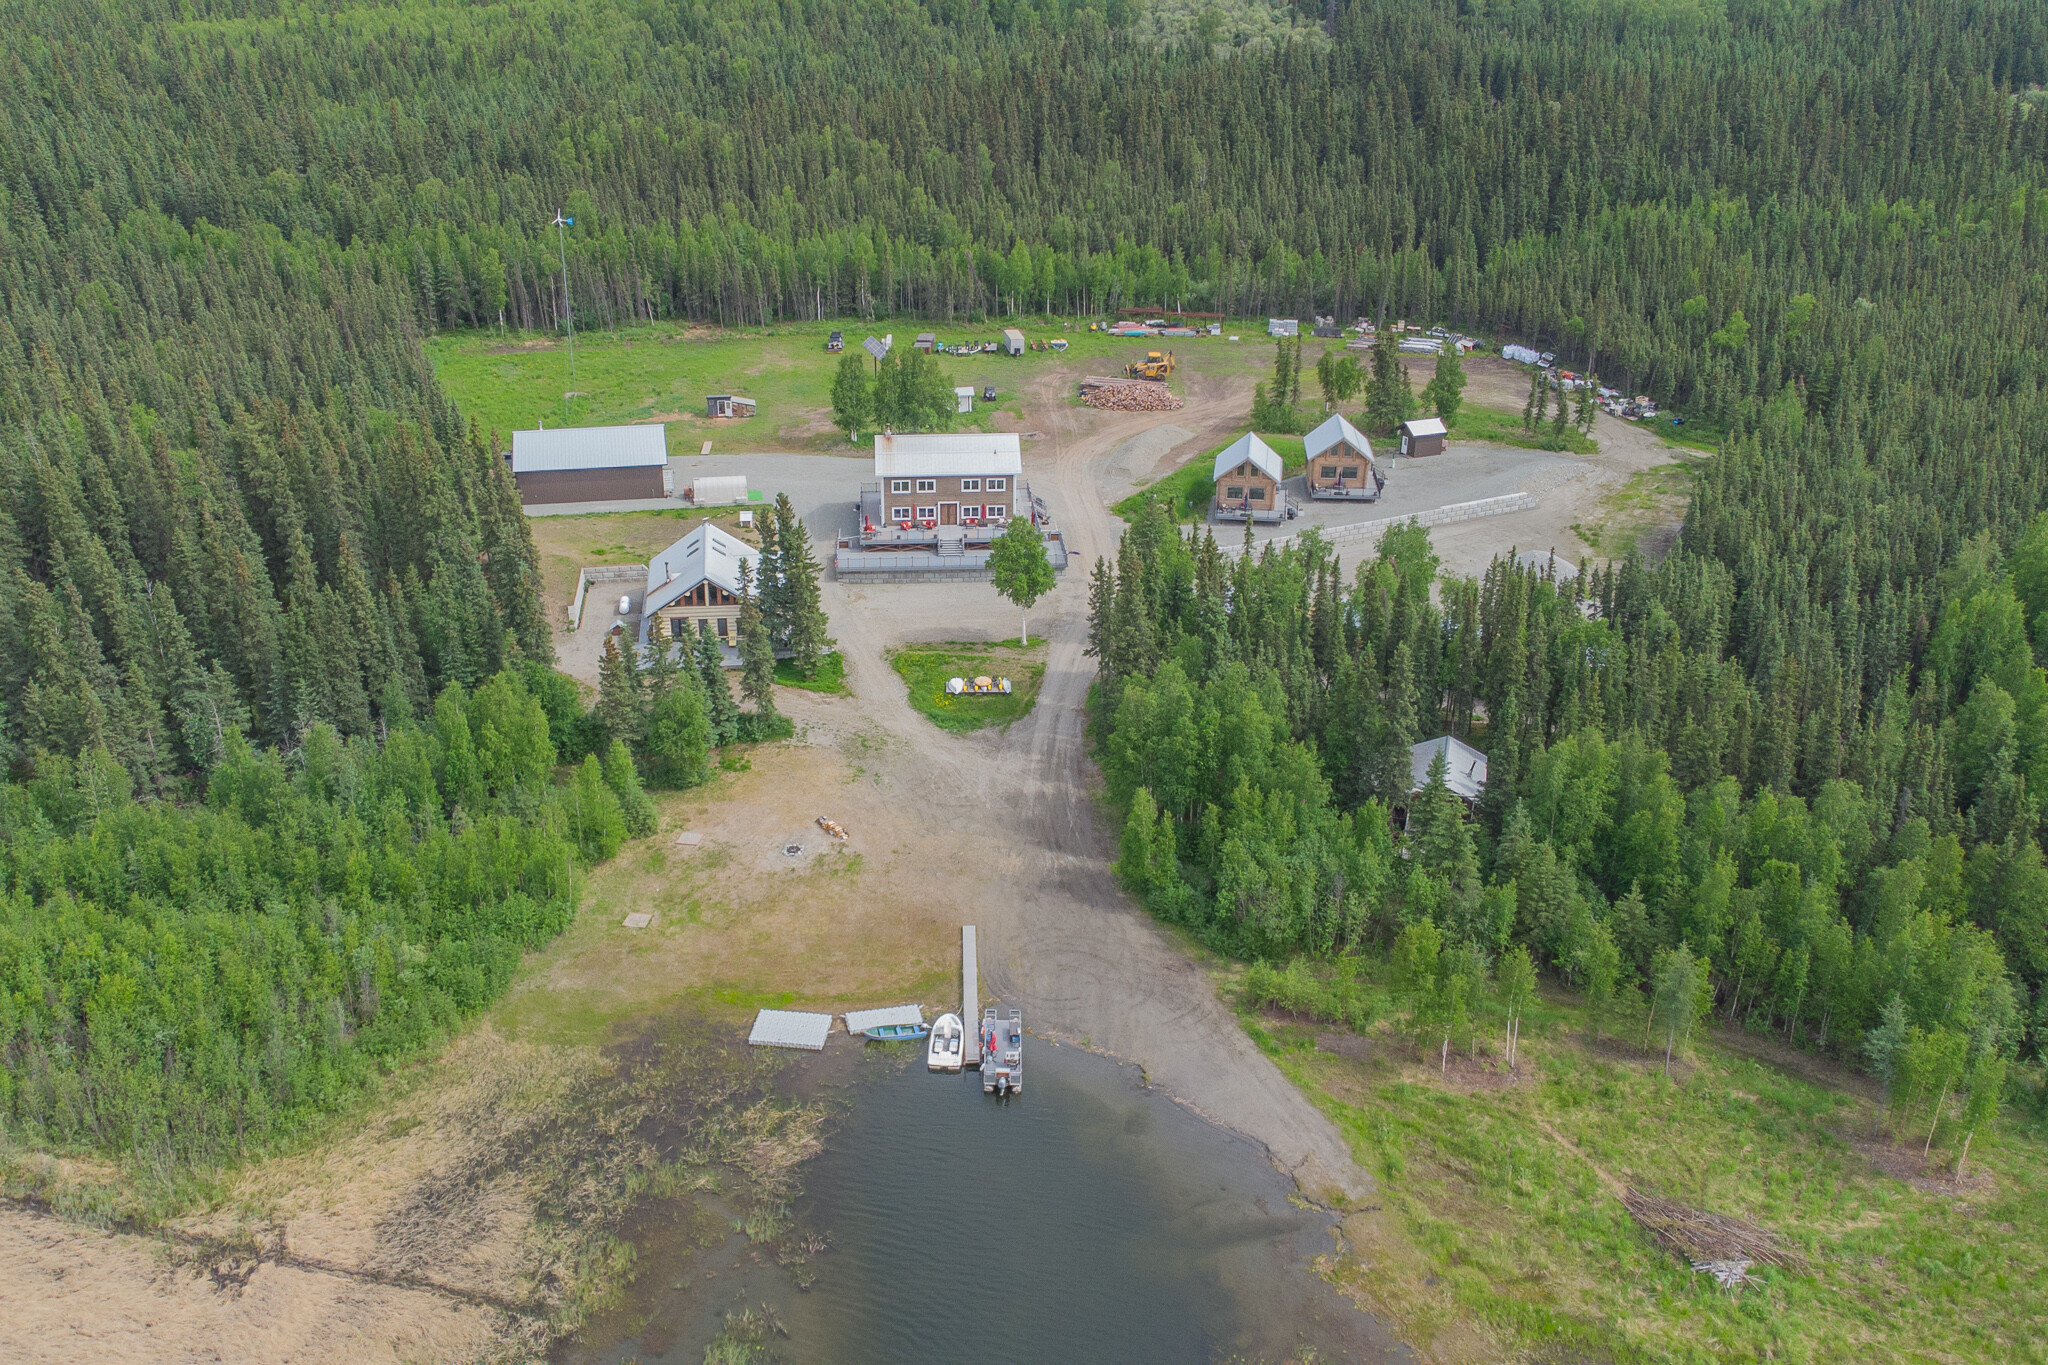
[775,493,833,674]
[696,622,740,743]
[1424,345,1466,423]
[596,634,644,746]
[601,736,658,837]
[1366,329,1413,432]
[735,560,777,716]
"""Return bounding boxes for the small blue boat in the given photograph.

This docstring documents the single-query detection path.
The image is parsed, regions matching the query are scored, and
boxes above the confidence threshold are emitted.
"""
[863,1022,930,1042]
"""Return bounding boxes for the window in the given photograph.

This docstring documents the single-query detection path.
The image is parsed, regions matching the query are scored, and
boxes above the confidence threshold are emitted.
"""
[716,617,729,637]
[1320,465,1338,479]
[960,478,981,492]
[669,617,687,639]
[916,506,937,520]
[985,504,1006,519]
[890,506,911,521]
[1249,485,1266,501]
[962,505,982,519]
[1341,466,1360,480]
[986,478,1007,491]
[915,479,937,493]
[890,479,911,494]
[1225,485,1245,500]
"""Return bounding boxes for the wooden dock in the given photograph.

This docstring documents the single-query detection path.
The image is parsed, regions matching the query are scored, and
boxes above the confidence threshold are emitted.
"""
[962,925,979,1067]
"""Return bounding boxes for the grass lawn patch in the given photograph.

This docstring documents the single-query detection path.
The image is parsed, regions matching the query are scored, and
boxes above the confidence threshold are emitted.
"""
[1445,401,1598,455]
[889,640,1046,732]
[1114,432,1306,523]
[775,651,848,695]
[1243,965,2048,1365]
[1572,459,1696,559]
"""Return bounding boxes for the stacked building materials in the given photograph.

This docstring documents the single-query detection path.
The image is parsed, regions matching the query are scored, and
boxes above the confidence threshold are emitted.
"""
[1078,376,1185,412]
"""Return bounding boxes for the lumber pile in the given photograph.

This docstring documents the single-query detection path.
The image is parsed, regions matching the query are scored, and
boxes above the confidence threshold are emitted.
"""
[1079,376,1184,412]
[1621,1187,1811,1287]
[816,816,848,841]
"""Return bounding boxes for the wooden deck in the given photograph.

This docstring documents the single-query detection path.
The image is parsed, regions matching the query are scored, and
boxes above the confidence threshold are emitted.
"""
[962,925,980,1067]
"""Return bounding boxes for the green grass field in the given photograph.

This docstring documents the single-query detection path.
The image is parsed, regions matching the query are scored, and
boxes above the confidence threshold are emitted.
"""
[774,651,848,695]
[1240,968,2047,1364]
[1448,401,1599,456]
[427,317,1284,454]
[888,641,1046,733]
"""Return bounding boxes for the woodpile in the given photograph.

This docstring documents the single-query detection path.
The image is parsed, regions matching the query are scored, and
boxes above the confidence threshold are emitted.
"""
[1079,376,1184,412]
[816,816,848,841]
[1621,1186,1811,1286]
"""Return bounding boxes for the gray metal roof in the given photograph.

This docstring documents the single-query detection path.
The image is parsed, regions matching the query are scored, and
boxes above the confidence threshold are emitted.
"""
[844,1005,924,1033]
[748,1010,834,1050]
[1410,735,1488,802]
[873,433,1022,479]
[642,521,761,626]
[1304,413,1374,464]
[1212,432,1283,485]
[511,424,667,473]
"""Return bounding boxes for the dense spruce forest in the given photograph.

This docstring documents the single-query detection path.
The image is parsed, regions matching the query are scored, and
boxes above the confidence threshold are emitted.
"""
[4,0,2048,1165]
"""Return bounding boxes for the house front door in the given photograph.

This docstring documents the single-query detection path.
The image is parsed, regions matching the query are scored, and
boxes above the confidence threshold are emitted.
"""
[940,502,959,525]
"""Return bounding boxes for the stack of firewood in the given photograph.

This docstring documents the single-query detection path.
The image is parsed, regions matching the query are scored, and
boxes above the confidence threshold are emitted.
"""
[1079,376,1184,412]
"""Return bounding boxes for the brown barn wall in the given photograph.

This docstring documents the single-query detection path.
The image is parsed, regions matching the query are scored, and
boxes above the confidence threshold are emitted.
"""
[515,466,665,505]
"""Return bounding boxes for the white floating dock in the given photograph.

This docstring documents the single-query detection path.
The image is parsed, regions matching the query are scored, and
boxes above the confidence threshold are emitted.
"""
[962,925,980,1067]
[845,1004,924,1034]
[748,1009,833,1051]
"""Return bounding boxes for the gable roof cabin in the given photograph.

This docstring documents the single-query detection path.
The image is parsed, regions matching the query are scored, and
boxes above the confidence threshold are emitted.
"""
[1211,432,1284,485]
[509,424,667,504]
[1410,735,1488,802]
[873,432,1023,480]
[1401,416,1448,438]
[1304,413,1374,466]
[640,522,761,644]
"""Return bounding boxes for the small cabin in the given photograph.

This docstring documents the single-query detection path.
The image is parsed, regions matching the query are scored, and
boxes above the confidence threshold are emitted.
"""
[706,394,758,419]
[914,332,937,352]
[1398,416,1447,458]
[1210,432,1287,523]
[1303,413,1378,501]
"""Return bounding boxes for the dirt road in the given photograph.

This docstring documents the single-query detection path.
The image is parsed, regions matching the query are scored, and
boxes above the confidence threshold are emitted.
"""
[778,362,1375,1204]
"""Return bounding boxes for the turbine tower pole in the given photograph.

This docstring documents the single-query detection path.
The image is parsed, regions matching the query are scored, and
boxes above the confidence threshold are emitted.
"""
[552,209,576,410]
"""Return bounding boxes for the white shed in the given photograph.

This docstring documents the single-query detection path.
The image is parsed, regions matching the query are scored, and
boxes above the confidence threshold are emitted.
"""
[954,386,975,414]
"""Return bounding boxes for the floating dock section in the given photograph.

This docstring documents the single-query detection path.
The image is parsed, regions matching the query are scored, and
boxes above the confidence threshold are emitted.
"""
[962,925,980,1067]
[748,1009,833,1051]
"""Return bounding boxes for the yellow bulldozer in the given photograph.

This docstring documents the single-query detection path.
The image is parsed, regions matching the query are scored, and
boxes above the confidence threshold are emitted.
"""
[1122,350,1176,381]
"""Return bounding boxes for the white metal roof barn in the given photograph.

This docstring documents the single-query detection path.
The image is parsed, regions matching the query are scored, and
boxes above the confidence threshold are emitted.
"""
[510,424,667,473]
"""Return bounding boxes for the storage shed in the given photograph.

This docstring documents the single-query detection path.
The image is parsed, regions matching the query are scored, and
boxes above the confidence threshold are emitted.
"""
[1398,416,1448,458]
[509,424,668,505]
[954,386,975,414]
[705,394,757,418]
[914,332,937,352]
[1002,328,1026,356]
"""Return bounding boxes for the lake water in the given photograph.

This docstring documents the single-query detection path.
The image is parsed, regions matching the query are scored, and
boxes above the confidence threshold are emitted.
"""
[568,1036,1403,1364]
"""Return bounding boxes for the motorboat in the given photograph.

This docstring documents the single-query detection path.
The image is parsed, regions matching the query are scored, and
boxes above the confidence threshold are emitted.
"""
[981,1007,1023,1095]
[927,1013,964,1071]
[863,1021,930,1042]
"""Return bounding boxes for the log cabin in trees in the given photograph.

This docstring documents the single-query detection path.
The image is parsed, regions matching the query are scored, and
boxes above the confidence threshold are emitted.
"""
[1303,413,1382,501]
[1210,432,1289,523]
[639,521,760,651]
